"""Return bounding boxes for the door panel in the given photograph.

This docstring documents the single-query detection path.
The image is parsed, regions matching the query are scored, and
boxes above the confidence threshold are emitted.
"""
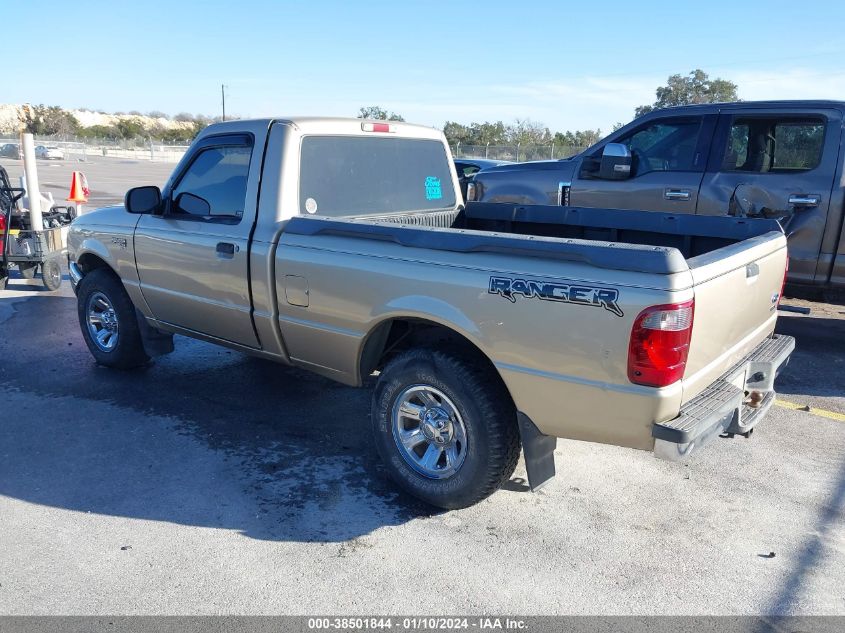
[698,108,841,285]
[570,115,712,214]
[570,170,704,213]
[133,134,260,347]
[134,217,257,346]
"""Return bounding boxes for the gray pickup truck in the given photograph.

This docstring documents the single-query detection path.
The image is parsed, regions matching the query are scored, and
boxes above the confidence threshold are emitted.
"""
[68,117,794,509]
[468,100,845,294]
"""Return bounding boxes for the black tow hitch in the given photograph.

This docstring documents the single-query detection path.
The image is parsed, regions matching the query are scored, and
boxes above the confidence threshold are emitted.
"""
[720,428,754,440]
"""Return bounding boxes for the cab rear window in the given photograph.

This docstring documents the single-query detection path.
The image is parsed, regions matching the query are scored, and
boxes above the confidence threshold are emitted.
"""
[299,136,456,217]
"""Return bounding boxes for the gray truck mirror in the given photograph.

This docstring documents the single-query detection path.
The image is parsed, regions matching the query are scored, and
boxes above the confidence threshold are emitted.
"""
[599,143,633,180]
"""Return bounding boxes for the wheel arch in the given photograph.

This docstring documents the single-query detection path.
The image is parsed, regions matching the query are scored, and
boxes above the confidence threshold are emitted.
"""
[359,315,502,389]
[77,252,117,277]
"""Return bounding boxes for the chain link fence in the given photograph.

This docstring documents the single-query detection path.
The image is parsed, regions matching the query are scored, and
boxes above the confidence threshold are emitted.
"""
[3,136,594,165]
[451,143,591,162]
[0,134,190,163]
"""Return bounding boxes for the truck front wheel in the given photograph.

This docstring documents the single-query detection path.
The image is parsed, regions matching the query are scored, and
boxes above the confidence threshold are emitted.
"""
[372,348,520,509]
[76,268,149,369]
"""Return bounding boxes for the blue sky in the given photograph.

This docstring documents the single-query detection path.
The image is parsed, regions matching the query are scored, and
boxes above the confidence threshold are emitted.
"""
[8,0,845,133]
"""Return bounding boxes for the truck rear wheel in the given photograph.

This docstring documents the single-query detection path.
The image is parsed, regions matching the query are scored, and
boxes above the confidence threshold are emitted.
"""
[371,347,520,509]
[76,268,149,369]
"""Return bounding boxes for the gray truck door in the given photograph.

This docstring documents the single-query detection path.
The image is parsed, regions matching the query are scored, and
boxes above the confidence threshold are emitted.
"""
[697,107,841,285]
[570,115,712,213]
[133,134,260,348]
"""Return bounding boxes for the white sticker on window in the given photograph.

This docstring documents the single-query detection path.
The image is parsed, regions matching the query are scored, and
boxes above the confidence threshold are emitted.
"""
[305,197,318,214]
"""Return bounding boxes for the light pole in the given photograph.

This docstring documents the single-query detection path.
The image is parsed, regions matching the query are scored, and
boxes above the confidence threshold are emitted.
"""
[221,84,227,122]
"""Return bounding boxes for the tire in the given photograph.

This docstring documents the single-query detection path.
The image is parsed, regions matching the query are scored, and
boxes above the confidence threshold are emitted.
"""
[18,262,38,280]
[76,268,149,369]
[372,347,520,509]
[41,258,62,291]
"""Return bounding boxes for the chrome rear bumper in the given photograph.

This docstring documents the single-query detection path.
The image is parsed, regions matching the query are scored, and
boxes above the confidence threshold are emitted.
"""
[653,334,795,461]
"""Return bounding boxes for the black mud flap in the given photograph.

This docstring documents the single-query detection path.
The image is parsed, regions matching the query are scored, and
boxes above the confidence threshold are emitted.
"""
[135,309,174,357]
[517,412,557,491]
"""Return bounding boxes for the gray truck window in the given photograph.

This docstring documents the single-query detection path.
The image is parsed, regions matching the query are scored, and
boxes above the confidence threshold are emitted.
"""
[721,117,824,172]
[299,136,456,217]
[618,119,702,174]
[172,145,252,217]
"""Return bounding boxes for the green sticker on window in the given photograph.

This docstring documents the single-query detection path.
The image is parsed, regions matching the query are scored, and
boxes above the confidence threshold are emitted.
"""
[425,176,442,200]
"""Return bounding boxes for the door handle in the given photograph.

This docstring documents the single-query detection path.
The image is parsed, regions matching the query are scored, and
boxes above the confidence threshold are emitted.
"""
[216,242,237,257]
[664,189,691,201]
[788,194,820,208]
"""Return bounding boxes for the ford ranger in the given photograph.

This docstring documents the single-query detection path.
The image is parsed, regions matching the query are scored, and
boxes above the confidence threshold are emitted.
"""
[68,117,794,509]
[468,100,845,295]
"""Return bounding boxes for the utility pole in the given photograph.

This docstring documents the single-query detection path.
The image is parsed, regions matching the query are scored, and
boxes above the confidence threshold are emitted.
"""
[221,84,227,122]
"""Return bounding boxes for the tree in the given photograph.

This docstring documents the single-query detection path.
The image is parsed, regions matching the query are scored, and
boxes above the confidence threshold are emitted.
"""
[115,117,147,139]
[553,129,602,148]
[20,104,80,136]
[77,124,120,140]
[507,119,552,146]
[635,69,738,117]
[357,106,405,121]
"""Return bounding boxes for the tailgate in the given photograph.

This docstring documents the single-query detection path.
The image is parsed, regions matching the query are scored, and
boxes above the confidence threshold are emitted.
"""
[682,231,788,403]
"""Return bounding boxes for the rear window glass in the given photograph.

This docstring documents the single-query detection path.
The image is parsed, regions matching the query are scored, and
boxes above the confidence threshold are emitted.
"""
[299,136,456,217]
[721,116,825,172]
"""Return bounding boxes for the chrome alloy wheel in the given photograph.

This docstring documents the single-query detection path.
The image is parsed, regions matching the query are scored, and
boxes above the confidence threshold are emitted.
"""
[391,385,468,479]
[86,291,119,352]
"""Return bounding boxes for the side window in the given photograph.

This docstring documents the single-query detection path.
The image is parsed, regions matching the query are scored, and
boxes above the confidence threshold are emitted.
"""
[720,116,825,173]
[172,144,252,218]
[616,118,702,175]
[773,121,824,170]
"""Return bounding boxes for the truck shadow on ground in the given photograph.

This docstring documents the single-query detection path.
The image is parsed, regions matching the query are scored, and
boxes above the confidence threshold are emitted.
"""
[0,294,441,542]
[774,315,845,399]
[762,456,845,618]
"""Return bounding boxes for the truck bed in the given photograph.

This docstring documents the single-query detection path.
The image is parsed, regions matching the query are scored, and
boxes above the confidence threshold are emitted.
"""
[279,202,787,446]
[284,202,784,276]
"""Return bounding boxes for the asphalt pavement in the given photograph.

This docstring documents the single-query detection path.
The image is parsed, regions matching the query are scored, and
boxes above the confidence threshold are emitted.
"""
[0,156,174,209]
[0,271,843,615]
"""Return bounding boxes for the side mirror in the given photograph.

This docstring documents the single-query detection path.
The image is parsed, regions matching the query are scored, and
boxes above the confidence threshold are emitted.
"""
[599,143,632,180]
[174,192,211,216]
[125,186,162,214]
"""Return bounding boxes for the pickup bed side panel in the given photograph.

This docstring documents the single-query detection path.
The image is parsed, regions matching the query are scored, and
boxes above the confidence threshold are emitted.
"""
[274,232,692,449]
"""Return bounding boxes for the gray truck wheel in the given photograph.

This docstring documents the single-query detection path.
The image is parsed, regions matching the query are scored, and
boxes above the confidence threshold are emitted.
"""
[18,262,38,279]
[41,258,62,291]
[76,268,149,369]
[372,347,520,509]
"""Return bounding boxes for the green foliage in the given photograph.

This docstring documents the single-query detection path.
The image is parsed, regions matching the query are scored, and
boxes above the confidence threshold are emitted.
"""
[115,118,147,139]
[444,118,600,151]
[77,124,119,139]
[21,104,80,136]
[635,69,739,117]
[357,106,405,121]
[552,129,602,147]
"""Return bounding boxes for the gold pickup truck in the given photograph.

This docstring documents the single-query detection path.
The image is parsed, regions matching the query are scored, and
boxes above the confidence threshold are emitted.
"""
[68,117,794,509]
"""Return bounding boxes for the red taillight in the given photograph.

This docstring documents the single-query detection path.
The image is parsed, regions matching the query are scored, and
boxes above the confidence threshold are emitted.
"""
[628,299,695,387]
[0,214,5,257]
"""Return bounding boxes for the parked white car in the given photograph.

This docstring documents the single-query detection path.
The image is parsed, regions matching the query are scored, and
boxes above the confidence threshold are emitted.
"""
[35,145,64,160]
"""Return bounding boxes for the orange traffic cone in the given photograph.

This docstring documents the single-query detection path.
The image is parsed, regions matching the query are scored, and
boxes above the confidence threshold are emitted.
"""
[67,171,89,203]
